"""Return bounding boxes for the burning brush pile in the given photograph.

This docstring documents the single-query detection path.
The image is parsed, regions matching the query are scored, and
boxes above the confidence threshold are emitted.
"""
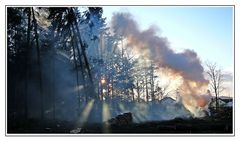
[111,12,212,117]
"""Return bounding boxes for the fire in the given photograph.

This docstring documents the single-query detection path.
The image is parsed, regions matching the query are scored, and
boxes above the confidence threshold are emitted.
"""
[101,78,106,84]
[197,96,207,107]
[178,79,211,116]
[190,81,197,88]
[111,12,211,117]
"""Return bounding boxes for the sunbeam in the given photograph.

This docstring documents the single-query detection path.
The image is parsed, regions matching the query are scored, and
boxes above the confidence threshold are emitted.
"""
[76,99,95,127]
[102,102,111,133]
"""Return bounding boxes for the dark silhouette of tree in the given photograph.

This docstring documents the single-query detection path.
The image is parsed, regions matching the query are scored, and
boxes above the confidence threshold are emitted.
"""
[7,7,31,121]
[32,7,44,119]
[206,62,224,111]
[24,7,31,120]
[48,7,96,100]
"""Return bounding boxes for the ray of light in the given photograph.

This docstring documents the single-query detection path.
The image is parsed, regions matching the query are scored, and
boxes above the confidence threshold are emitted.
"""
[118,103,126,113]
[73,85,84,92]
[133,103,149,122]
[76,99,95,127]
[102,102,111,133]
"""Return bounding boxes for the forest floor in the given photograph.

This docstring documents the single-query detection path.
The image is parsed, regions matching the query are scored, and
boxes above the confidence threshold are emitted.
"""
[7,107,232,134]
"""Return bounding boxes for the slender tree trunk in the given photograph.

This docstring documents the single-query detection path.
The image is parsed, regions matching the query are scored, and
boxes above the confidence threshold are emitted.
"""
[213,74,218,110]
[99,33,103,60]
[74,22,93,83]
[97,80,100,99]
[32,7,44,120]
[70,29,81,113]
[145,71,149,102]
[150,64,154,101]
[137,79,140,102]
[70,8,94,90]
[51,30,56,121]
[24,7,31,120]
[48,25,56,120]
[71,25,85,82]
[70,25,88,102]
[111,77,114,98]
[52,52,56,120]
[215,87,218,111]
[106,77,110,100]
[131,87,134,101]
[121,39,124,58]
[68,8,96,101]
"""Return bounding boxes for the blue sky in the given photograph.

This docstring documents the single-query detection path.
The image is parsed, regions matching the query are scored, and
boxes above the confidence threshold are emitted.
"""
[102,6,233,72]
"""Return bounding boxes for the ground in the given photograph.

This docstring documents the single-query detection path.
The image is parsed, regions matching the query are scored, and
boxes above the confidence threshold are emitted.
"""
[7,107,232,134]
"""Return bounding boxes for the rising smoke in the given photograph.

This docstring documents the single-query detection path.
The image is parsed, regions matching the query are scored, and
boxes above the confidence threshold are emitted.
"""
[111,12,210,116]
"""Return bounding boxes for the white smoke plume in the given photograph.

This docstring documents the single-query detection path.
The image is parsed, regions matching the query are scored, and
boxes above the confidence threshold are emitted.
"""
[111,12,210,116]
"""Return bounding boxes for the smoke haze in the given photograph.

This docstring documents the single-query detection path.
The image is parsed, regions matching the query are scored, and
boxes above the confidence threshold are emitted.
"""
[111,12,209,116]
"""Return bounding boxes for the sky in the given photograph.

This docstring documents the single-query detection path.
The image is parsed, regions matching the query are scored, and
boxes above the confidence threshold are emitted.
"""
[102,6,233,97]
[102,6,234,73]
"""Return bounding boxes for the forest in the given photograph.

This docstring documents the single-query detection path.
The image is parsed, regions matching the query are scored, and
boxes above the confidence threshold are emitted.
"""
[7,7,232,134]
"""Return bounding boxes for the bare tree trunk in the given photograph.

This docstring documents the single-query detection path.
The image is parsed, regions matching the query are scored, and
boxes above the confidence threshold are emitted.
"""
[107,78,110,101]
[68,8,95,100]
[206,62,224,111]
[131,87,134,101]
[136,79,140,102]
[71,25,85,80]
[32,7,44,120]
[70,8,93,87]
[51,30,56,121]
[52,53,56,120]
[121,39,124,58]
[70,24,88,102]
[150,63,155,101]
[24,7,31,120]
[111,77,114,98]
[97,80,100,99]
[214,86,219,111]
[70,30,81,114]
[145,73,149,102]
